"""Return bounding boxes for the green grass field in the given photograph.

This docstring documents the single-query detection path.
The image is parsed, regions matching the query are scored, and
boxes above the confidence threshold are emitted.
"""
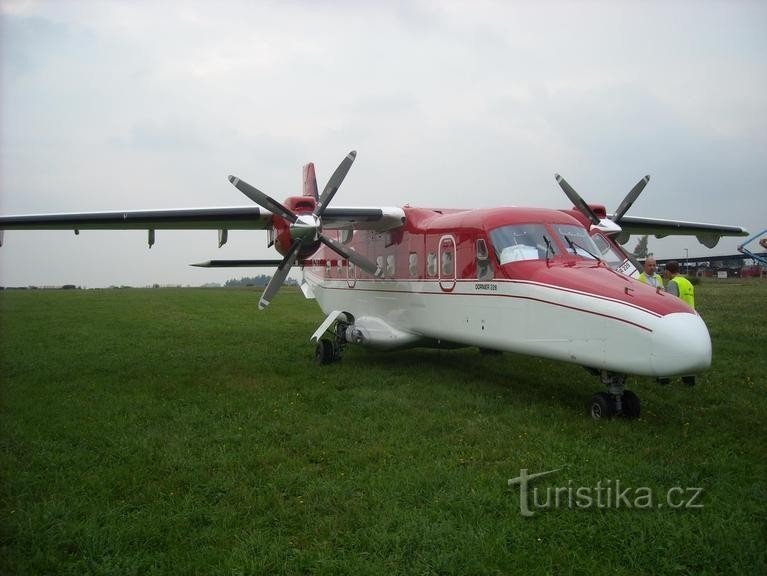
[1,281,765,575]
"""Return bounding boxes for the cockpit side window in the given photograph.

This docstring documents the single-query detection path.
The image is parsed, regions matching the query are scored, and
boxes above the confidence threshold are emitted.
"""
[489,224,555,265]
[476,238,493,280]
[592,233,624,268]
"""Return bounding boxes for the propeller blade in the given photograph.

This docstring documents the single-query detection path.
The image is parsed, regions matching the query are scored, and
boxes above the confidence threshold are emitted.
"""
[228,175,297,223]
[259,239,302,309]
[315,150,357,217]
[613,175,650,223]
[319,233,381,277]
[555,174,600,226]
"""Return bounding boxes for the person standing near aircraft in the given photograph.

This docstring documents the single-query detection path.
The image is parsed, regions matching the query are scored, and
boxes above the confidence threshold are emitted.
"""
[664,261,695,308]
[662,260,697,386]
[638,257,664,288]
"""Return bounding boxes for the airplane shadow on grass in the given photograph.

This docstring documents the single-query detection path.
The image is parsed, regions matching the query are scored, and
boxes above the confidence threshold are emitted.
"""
[333,346,601,416]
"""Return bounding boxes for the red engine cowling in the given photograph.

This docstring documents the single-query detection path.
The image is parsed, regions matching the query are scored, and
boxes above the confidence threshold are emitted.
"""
[272,196,320,257]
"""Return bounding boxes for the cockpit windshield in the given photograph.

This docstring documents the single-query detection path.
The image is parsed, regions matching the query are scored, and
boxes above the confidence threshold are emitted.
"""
[552,224,601,260]
[490,224,556,264]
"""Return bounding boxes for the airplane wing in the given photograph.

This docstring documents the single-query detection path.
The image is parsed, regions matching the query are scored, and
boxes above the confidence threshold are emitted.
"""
[322,207,405,230]
[0,206,405,233]
[0,206,273,231]
[610,214,749,248]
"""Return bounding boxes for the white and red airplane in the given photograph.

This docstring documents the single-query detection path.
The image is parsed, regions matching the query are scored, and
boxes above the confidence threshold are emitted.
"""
[0,151,748,420]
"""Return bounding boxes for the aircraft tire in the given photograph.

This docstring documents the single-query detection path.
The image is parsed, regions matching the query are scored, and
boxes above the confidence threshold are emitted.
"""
[315,339,336,365]
[620,390,641,419]
[588,392,615,421]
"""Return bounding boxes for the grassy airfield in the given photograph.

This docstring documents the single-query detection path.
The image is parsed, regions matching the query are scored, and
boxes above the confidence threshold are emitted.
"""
[1,281,765,575]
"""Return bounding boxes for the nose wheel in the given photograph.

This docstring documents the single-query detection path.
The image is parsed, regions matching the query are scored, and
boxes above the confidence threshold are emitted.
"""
[588,372,640,420]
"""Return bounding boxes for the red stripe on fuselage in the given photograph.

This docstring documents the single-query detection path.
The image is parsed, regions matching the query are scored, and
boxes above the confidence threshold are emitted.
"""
[304,271,654,332]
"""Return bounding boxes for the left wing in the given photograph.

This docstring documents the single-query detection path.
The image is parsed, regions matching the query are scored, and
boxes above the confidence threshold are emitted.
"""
[611,214,749,248]
[554,174,749,249]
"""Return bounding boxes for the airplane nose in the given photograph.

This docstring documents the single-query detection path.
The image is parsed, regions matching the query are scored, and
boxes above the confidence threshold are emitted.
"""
[650,312,712,376]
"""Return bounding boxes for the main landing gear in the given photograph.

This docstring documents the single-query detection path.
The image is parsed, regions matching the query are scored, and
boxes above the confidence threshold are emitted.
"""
[315,320,349,365]
[587,371,640,421]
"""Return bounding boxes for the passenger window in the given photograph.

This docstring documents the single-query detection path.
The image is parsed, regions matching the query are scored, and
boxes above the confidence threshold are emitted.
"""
[476,238,493,280]
[427,252,438,277]
[386,255,396,276]
[376,256,384,276]
[442,251,454,276]
[409,252,418,277]
[326,261,332,275]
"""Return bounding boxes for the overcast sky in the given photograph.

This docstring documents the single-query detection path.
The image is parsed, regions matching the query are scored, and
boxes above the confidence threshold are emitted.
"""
[1,0,765,287]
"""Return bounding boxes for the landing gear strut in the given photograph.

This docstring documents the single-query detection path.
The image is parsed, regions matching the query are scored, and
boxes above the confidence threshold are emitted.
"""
[587,371,640,420]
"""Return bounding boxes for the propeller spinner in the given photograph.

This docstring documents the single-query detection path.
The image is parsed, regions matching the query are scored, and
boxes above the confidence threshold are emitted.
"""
[229,151,381,309]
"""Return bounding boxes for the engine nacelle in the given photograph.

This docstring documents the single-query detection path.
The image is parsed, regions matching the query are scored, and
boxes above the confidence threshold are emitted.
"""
[272,196,321,257]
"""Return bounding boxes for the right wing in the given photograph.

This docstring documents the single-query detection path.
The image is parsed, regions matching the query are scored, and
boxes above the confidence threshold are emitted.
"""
[0,205,405,231]
[0,206,273,231]
[0,205,406,248]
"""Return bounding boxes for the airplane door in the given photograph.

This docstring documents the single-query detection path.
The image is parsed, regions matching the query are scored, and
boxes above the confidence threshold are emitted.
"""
[439,235,456,292]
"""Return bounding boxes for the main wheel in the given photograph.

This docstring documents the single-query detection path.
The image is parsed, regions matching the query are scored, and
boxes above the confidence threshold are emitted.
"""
[315,339,336,365]
[588,392,615,420]
[620,390,641,419]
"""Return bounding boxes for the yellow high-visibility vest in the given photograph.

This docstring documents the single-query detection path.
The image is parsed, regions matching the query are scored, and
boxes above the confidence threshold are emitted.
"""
[669,275,695,309]
[638,272,664,288]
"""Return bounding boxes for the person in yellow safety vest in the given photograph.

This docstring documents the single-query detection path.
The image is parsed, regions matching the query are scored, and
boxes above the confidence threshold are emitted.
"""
[638,257,664,288]
[661,260,697,386]
[664,260,695,309]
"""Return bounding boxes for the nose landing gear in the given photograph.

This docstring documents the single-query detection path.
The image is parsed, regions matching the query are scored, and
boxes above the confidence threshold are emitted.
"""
[587,371,640,420]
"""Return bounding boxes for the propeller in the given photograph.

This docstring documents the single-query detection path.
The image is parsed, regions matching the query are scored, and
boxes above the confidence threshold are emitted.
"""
[555,174,600,226]
[613,175,650,223]
[259,239,302,310]
[318,234,378,274]
[555,173,651,234]
[228,176,298,222]
[316,151,356,217]
[229,150,381,309]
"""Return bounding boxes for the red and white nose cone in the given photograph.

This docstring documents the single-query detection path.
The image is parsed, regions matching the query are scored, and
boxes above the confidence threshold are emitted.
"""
[650,312,712,376]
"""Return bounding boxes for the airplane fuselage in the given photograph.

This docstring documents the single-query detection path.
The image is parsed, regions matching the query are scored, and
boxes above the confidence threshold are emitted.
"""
[302,206,711,378]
